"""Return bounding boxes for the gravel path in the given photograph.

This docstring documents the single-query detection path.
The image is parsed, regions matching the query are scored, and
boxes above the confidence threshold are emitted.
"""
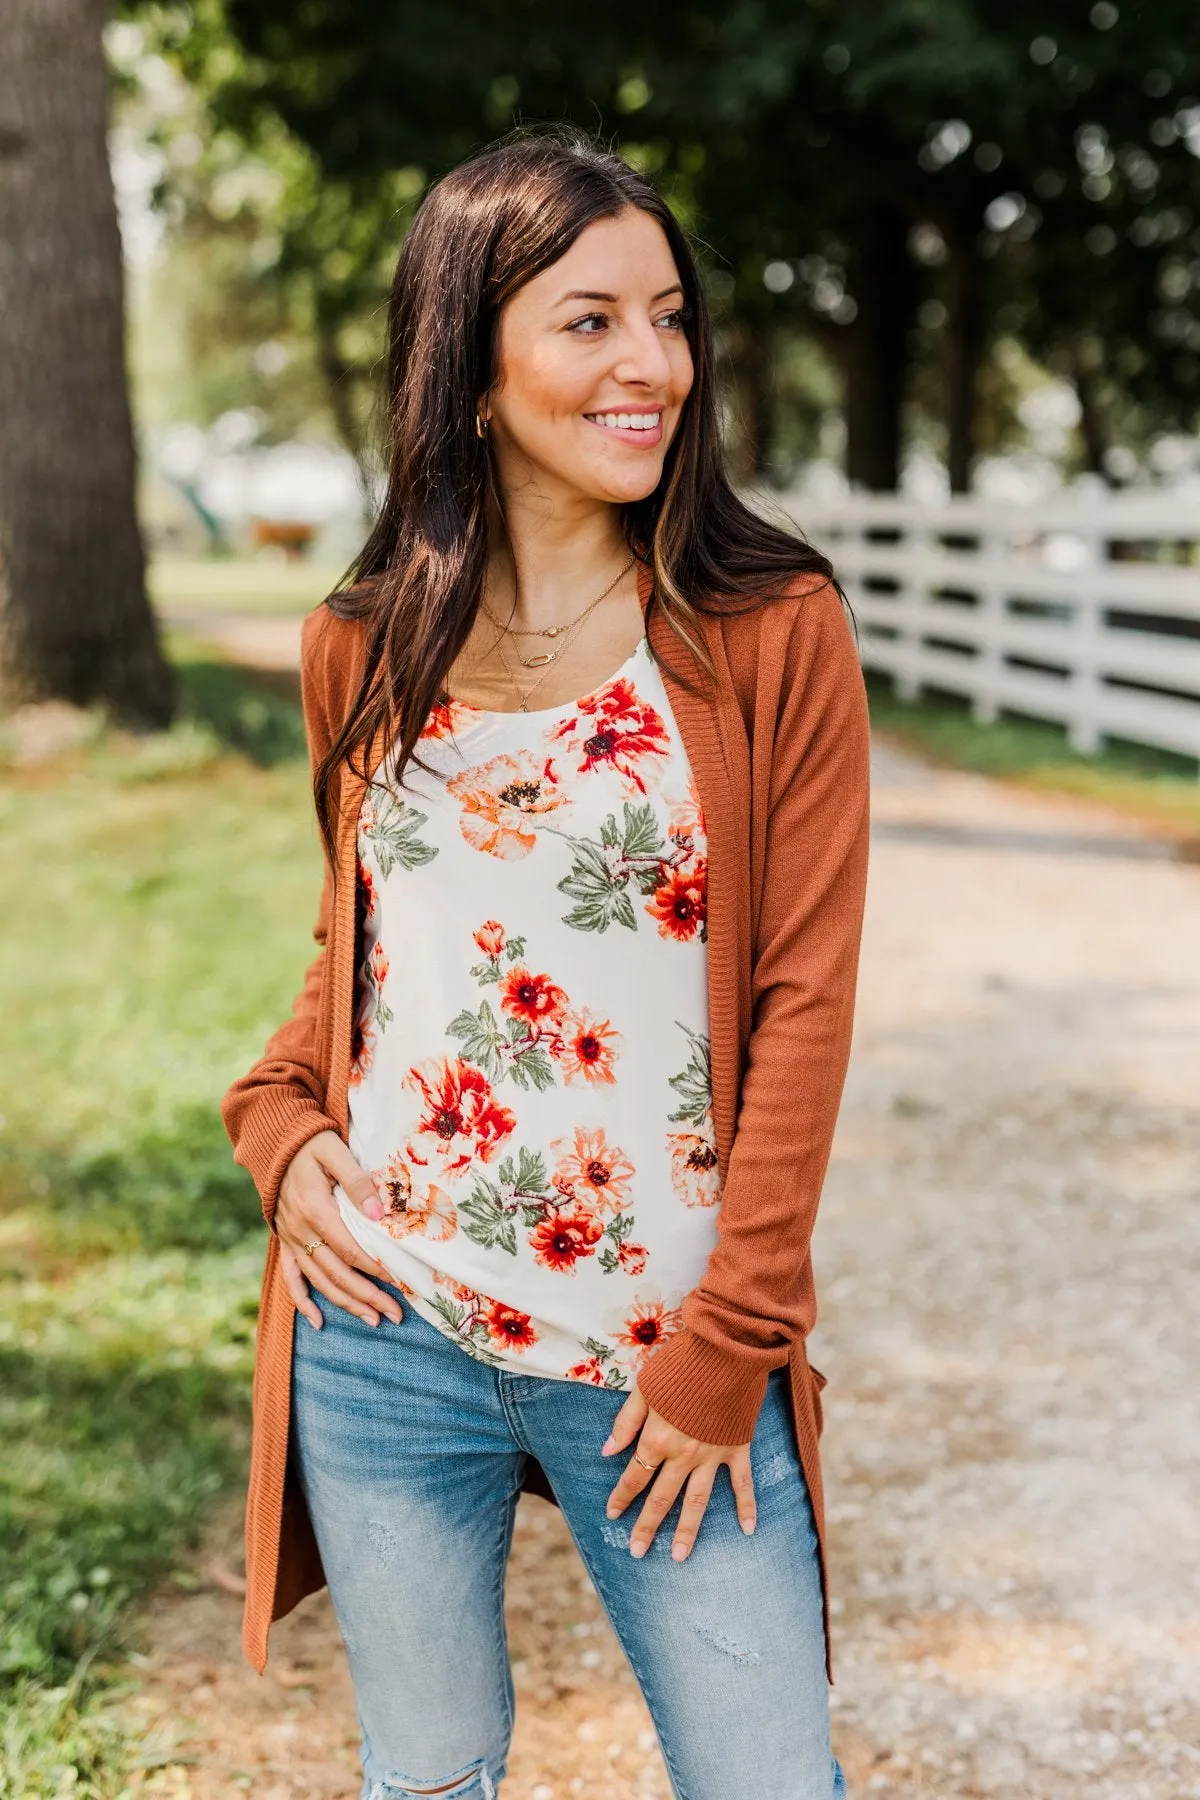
[125,740,1200,1799]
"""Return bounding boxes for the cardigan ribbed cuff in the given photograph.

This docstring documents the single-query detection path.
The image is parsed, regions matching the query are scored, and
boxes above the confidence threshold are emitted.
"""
[634,1327,777,1447]
[234,1088,341,1228]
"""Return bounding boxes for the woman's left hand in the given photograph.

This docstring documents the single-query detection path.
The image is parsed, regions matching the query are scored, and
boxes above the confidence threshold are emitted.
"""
[601,1385,756,1561]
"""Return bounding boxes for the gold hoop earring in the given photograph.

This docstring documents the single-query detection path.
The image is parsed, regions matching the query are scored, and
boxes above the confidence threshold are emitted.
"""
[475,410,489,439]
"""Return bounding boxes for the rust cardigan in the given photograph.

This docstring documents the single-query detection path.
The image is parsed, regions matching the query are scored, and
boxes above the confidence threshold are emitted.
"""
[222,561,871,1677]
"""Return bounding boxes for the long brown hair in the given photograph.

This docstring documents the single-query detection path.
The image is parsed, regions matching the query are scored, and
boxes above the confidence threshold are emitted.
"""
[315,126,837,865]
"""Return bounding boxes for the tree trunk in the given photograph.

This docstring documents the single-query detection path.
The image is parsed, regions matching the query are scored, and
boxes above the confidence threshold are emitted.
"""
[0,0,173,725]
[944,225,984,494]
[840,208,917,492]
[1069,352,1115,482]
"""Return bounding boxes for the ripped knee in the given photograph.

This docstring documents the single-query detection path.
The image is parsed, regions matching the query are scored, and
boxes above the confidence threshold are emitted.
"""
[368,1758,497,1799]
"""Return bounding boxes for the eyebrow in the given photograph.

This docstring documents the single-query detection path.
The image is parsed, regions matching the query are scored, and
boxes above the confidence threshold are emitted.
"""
[556,284,684,304]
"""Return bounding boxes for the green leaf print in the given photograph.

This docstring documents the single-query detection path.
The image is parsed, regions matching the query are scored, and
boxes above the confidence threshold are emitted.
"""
[579,1337,630,1390]
[554,801,666,934]
[499,1144,550,1197]
[447,1001,506,1081]
[667,1022,713,1126]
[503,1019,557,1093]
[447,1005,558,1090]
[429,1294,504,1364]
[597,1209,638,1273]
[362,791,438,876]
[459,1146,551,1253]
[458,1175,519,1255]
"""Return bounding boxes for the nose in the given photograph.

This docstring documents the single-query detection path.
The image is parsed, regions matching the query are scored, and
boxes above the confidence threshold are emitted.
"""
[613,312,674,391]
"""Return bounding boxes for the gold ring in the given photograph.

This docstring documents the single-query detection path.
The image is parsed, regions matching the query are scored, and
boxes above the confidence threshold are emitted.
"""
[632,1452,660,1472]
[302,1237,326,1258]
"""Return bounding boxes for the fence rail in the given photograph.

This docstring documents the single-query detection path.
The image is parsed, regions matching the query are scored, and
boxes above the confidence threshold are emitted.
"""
[775,491,1200,768]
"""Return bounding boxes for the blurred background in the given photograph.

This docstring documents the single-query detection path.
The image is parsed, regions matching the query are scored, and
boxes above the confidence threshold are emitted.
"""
[1,3,1198,1797]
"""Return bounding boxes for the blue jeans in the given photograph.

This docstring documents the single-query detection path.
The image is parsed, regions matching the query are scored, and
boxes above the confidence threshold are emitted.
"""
[292,1286,845,1800]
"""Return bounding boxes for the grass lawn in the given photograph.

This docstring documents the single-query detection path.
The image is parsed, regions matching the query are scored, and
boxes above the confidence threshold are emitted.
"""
[0,651,321,1795]
[149,555,345,618]
[865,672,1200,843]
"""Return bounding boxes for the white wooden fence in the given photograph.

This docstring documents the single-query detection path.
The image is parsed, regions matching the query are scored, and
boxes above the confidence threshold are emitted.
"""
[774,491,1200,768]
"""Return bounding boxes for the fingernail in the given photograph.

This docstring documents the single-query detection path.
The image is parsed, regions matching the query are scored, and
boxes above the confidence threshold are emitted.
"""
[605,1503,618,1518]
[363,1197,385,1221]
[601,1437,616,1455]
[672,1544,687,1561]
[631,1543,646,1559]
[741,1517,756,1535]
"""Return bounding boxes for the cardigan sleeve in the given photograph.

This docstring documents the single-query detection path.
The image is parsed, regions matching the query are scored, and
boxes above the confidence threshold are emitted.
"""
[219,608,343,1226]
[635,584,871,1445]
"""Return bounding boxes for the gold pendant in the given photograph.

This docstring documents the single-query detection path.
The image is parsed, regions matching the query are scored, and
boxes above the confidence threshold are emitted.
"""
[520,651,555,668]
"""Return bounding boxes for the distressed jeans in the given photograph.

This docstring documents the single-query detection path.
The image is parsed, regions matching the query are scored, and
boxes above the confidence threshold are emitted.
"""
[292,1285,845,1800]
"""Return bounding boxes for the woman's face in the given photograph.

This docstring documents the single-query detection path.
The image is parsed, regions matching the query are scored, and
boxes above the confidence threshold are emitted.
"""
[486,208,695,510]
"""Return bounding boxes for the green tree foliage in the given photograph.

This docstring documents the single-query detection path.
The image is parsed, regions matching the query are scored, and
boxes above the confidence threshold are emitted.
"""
[138,0,1200,489]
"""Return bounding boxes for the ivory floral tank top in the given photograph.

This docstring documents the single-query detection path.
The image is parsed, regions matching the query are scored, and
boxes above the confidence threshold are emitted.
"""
[335,633,721,1389]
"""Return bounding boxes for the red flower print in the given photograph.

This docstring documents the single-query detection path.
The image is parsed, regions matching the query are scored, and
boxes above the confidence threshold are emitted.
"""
[369,941,389,986]
[372,1154,458,1241]
[547,676,670,794]
[556,1010,621,1085]
[498,966,568,1031]
[549,1127,635,1217]
[421,696,475,741]
[482,1300,539,1352]
[529,1205,603,1272]
[349,1016,375,1086]
[404,1057,516,1173]
[611,1293,684,1365]
[447,751,565,858]
[667,1126,721,1208]
[566,1355,610,1387]
[356,857,376,920]
[646,862,707,942]
[616,1239,649,1275]
[473,920,506,957]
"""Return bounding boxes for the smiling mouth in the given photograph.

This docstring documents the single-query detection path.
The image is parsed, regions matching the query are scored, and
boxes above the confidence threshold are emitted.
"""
[584,410,663,432]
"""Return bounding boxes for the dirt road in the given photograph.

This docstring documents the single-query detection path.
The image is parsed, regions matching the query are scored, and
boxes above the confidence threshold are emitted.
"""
[125,735,1200,1799]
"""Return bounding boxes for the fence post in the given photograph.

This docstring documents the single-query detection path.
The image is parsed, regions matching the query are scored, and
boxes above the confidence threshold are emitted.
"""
[972,523,1007,727]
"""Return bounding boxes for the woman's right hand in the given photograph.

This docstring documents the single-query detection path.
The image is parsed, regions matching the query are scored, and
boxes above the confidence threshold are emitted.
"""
[275,1130,403,1331]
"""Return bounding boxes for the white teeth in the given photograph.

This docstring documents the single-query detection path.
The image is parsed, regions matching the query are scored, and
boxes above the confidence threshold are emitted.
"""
[588,411,662,431]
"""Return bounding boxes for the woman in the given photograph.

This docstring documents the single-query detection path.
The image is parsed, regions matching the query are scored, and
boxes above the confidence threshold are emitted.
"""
[223,129,869,1800]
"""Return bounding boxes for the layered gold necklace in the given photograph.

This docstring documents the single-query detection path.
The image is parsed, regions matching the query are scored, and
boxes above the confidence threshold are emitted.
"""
[480,554,634,712]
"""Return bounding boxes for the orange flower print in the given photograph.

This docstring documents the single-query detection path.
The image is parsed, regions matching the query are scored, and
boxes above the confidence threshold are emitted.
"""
[447,751,565,858]
[667,1127,721,1207]
[555,1009,621,1085]
[498,966,568,1031]
[646,862,707,942]
[547,676,670,795]
[616,1239,649,1275]
[610,1292,684,1365]
[421,696,475,741]
[404,1057,516,1173]
[369,941,389,986]
[349,1016,375,1086]
[549,1127,635,1216]
[529,1204,604,1272]
[372,1154,458,1241]
[482,1299,539,1352]
[667,780,706,862]
[473,920,506,957]
[432,1270,479,1304]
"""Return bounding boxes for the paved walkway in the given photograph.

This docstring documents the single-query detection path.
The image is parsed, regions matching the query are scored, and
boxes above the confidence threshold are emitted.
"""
[127,651,1200,1798]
